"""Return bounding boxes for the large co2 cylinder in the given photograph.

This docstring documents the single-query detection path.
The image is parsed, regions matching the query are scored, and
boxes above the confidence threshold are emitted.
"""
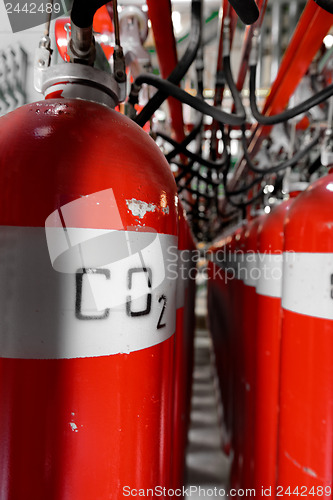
[254,198,294,494]
[241,213,265,490]
[0,98,179,498]
[278,173,333,495]
[172,205,196,489]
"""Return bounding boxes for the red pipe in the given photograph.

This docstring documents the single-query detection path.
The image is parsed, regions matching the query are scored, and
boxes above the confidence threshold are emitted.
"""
[146,0,185,142]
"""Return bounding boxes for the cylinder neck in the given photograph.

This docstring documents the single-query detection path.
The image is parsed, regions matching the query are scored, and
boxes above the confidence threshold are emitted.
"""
[41,63,120,109]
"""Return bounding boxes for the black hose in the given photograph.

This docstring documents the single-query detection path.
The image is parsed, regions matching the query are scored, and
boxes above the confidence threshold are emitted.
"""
[224,56,247,120]
[157,131,228,169]
[225,172,265,195]
[71,0,107,28]
[216,55,320,197]
[178,186,215,200]
[218,123,266,196]
[175,163,220,186]
[314,0,333,14]
[221,150,262,199]
[308,154,322,175]
[221,156,261,197]
[227,0,259,24]
[225,188,264,208]
[165,119,203,162]
[179,198,197,209]
[241,125,321,174]
[136,74,246,126]
[185,210,210,222]
[196,46,204,98]
[220,209,240,220]
[217,128,264,209]
[249,64,333,125]
[134,0,202,127]
[221,127,320,200]
[215,57,266,196]
[176,166,197,184]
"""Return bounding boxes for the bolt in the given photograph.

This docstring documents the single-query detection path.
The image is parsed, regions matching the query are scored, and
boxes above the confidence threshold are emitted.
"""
[38,59,46,67]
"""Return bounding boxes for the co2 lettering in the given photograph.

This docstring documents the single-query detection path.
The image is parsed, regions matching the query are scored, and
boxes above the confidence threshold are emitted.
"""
[75,267,166,329]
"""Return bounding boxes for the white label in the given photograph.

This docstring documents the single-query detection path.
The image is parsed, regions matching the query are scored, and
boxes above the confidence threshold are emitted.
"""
[282,252,333,320]
[256,253,283,298]
[0,226,178,359]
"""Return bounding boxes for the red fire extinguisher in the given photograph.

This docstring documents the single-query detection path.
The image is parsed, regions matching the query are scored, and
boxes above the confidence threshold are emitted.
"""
[277,172,333,493]
[0,14,180,500]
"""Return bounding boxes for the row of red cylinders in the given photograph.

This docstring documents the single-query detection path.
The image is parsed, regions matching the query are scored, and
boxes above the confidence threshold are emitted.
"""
[207,172,333,497]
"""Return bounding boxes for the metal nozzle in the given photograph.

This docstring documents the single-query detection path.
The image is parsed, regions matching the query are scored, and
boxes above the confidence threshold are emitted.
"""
[68,22,96,66]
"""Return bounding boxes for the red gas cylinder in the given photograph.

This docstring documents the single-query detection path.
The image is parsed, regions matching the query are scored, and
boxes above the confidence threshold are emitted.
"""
[0,95,178,497]
[254,197,295,495]
[240,212,265,490]
[277,173,333,494]
[172,204,196,489]
[229,222,248,490]
[207,224,237,454]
